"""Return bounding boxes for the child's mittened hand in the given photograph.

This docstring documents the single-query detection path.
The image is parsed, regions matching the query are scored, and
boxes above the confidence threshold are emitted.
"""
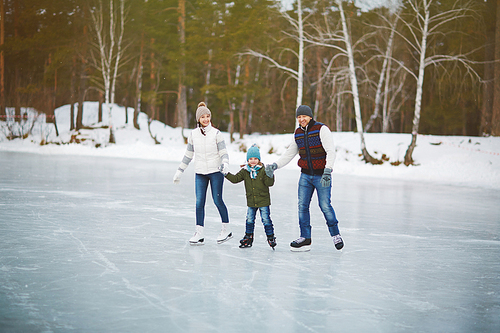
[265,163,278,178]
[320,168,332,187]
[173,170,182,184]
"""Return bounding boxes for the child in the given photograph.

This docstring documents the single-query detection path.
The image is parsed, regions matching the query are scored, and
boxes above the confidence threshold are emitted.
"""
[224,144,277,250]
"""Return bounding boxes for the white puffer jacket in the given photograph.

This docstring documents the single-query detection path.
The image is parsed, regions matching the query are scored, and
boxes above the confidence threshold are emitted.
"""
[177,123,229,175]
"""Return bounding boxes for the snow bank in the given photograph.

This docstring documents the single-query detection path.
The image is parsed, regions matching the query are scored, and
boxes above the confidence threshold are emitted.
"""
[1,102,499,190]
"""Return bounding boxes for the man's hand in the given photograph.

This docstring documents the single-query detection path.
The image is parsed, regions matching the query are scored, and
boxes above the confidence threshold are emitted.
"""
[265,163,278,178]
[320,168,332,187]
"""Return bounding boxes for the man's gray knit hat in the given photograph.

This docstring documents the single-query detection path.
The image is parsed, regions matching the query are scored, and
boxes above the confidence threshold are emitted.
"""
[296,105,313,118]
[196,102,211,122]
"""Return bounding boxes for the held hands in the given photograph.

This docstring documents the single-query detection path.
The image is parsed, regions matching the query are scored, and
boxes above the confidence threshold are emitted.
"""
[173,170,182,184]
[265,163,278,178]
[219,163,229,176]
[320,168,332,187]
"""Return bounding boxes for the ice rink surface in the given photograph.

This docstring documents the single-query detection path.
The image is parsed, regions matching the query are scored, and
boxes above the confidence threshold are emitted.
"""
[1,152,499,332]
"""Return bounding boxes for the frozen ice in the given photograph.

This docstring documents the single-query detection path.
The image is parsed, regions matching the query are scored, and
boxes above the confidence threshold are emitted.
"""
[1,152,499,332]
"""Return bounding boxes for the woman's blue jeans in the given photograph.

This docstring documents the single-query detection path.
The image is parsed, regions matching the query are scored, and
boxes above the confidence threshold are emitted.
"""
[246,206,274,235]
[298,173,339,239]
[195,172,229,226]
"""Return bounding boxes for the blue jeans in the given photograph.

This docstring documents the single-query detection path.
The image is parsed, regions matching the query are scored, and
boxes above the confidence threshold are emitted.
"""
[298,173,339,239]
[195,172,229,226]
[245,206,274,235]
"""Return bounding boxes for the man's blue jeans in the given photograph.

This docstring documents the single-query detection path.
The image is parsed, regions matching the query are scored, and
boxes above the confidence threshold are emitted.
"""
[245,206,274,235]
[195,172,229,226]
[298,173,339,239]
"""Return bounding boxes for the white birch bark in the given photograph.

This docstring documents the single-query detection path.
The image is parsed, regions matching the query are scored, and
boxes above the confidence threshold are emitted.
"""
[244,0,310,129]
[296,0,304,109]
[338,0,376,161]
[90,0,127,144]
[386,0,480,164]
[365,15,398,133]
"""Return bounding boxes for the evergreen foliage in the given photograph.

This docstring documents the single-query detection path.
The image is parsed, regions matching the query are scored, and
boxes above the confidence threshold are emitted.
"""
[0,0,495,137]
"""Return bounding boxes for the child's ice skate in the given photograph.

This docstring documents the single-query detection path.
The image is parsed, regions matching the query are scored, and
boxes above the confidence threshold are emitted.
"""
[239,233,253,248]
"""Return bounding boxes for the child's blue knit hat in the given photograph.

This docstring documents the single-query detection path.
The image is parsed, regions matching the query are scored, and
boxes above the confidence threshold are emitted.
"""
[247,144,261,161]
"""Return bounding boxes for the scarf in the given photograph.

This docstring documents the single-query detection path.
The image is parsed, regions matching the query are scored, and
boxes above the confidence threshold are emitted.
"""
[246,163,262,179]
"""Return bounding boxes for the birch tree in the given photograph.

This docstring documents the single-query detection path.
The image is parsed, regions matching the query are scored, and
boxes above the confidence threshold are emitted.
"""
[337,0,380,163]
[394,0,481,165]
[0,0,4,118]
[89,0,128,144]
[245,0,311,124]
[364,11,399,133]
[307,0,380,163]
[177,0,188,143]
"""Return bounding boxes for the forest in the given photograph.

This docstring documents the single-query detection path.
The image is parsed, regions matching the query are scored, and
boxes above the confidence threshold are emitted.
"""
[1,0,499,159]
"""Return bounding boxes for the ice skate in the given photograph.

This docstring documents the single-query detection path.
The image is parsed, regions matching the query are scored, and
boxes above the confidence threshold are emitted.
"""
[189,225,204,246]
[333,234,344,250]
[290,237,311,252]
[239,233,253,248]
[267,234,277,250]
[217,223,233,244]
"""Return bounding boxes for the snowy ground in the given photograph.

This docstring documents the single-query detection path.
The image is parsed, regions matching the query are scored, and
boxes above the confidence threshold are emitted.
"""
[1,103,500,332]
[0,102,499,190]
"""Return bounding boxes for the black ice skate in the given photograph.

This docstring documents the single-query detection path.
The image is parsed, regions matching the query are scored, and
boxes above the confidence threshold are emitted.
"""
[267,234,277,250]
[290,237,311,252]
[333,234,344,250]
[239,233,253,248]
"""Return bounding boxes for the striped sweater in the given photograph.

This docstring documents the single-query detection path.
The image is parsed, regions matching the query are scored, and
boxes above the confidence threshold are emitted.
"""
[275,120,335,174]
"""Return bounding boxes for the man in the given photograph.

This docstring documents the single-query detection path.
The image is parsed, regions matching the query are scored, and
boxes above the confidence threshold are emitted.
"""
[266,105,344,252]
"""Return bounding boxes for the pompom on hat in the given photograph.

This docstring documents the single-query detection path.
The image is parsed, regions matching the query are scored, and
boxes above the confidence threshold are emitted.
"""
[196,102,211,122]
[296,105,313,118]
[246,144,261,161]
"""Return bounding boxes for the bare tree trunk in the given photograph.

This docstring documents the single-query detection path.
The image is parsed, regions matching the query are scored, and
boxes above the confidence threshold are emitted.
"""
[53,68,58,136]
[247,56,262,134]
[0,0,5,117]
[177,0,188,143]
[90,0,127,144]
[480,26,494,135]
[491,0,500,135]
[76,8,88,131]
[246,0,309,130]
[382,52,392,133]
[313,47,323,119]
[205,48,212,104]
[404,5,430,166]
[239,61,250,138]
[13,0,20,122]
[149,38,157,120]
[76,58,86,131]
[70,54,77,130]
[227,61,235,142]
[134,33,144,130]
[338,0,380,164]
[336,93,342,132]
[366,15,397,133]
[296,0,304,110]
[98,91,103,123]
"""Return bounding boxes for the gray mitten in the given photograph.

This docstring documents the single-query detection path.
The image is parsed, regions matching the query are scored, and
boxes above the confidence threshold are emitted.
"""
[265,163,278,178]
[320,168,332,187]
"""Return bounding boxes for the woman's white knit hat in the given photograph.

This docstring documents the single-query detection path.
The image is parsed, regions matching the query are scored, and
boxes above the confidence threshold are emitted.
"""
[196,102,211,122]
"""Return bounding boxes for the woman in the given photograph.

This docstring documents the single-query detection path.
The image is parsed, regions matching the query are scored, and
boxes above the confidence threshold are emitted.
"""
[173,102,232,245]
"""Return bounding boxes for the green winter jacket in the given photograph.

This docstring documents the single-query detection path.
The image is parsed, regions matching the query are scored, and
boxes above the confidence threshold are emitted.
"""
[225,165,274,208]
